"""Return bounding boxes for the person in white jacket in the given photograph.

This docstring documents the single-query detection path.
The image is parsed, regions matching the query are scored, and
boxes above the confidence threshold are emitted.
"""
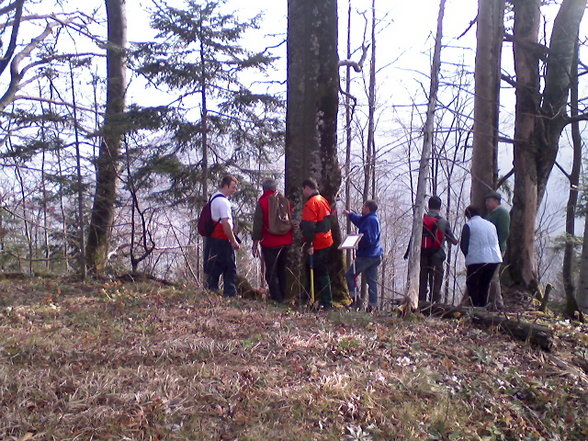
[460,205,503,307]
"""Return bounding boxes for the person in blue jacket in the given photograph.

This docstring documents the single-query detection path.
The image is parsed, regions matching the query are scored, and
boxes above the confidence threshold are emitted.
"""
[343,200,383,311]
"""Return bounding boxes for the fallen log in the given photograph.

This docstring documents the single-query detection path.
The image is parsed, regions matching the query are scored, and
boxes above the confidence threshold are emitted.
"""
[419,302,554,351]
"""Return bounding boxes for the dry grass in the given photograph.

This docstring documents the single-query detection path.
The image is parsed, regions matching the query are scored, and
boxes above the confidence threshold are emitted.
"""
[0,276,587,440]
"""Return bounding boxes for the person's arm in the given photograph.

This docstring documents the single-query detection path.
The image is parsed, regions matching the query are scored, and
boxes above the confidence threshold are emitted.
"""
[251,202,263,257]
[221,218,240,250]
[252,202,263,241]
[496,210,510,250]
[348,212,362,228]
[300,219,316,245]
[460,224,470,256]
[301,201,318,254]
[443,220,459,246]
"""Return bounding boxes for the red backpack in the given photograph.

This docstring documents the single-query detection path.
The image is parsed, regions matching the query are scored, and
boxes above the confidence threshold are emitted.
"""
[197,194,226,236]
[421,215,444,250]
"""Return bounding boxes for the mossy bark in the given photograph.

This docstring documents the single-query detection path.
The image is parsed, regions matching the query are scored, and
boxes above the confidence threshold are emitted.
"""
[285,0,348,304]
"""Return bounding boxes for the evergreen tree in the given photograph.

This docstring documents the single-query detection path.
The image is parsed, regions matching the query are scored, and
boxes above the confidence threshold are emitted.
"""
[130,0,284,206]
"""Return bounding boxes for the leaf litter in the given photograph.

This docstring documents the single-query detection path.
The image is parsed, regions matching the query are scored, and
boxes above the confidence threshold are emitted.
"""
[0,277,586,440]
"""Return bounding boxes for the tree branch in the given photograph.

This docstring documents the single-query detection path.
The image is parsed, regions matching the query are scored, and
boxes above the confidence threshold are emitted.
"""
[456,13,477,40]
[338,43,370,73]
[496,168,514,190]
[0,16,79,111]
[0,0,24,77]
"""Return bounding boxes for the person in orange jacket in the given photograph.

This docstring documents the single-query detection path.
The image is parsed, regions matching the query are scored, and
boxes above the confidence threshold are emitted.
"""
[300,177,333,308]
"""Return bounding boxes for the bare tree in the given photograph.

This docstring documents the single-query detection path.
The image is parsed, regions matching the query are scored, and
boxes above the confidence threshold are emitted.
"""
[470,0,505,210]
[405,0,446,310]
[286,0,347,302]
[86,0,127,272]
[507,0,586,292]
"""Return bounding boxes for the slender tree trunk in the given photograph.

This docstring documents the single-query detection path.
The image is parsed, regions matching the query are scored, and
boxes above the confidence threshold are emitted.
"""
[38,82,50,271]
[286,0,346,303]
[200,35,209,201]
[13,157,33,273]
[344,0,353,268]
[364,0,376,203]
[54,144,70,272]
[86,0,127,272]
[359,0,378,307]
[470,0,505,211]
[41,145,49,270]
[563,41,581,318]
[405,0,446,310]
[70,60,86,278]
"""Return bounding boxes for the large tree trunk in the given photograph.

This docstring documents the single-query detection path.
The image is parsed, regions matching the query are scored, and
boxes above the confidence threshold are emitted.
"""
[470,0,505,211]
[508,0,586,291]
[86,0,127,272]
[286,0,347,303]
[405,0,446,310]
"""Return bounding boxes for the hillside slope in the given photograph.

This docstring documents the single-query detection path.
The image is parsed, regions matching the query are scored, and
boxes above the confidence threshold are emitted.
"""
[0,277,586,440]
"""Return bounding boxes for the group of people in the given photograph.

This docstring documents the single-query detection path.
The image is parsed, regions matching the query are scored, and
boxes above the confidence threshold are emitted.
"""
[419,192,510,309]
[203,174,509,311]
[203,175,384,310]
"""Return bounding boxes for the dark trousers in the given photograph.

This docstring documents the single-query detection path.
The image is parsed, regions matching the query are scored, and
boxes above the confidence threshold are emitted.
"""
[419,251,445,303]
[261,245,288,302]
[466,263,499,307]
[307,247,332,307]
[204,237,237,297]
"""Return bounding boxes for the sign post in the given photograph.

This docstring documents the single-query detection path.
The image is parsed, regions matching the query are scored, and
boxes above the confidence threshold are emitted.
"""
[339,234,363,307]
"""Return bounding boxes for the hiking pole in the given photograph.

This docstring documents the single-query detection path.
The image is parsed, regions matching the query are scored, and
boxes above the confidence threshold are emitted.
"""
[309,253,315,306]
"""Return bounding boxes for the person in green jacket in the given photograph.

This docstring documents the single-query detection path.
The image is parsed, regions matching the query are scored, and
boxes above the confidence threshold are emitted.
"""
[484,191,510,310]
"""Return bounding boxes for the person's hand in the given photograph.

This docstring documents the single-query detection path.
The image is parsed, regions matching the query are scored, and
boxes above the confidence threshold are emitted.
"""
[231,240,240,250]
[307,246,314,255]
[343,209,350,216]
[292,221,300,231]
[252,244,260,258]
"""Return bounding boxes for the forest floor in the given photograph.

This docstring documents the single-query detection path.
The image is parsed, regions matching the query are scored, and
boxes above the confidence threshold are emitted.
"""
[0,276,587,441]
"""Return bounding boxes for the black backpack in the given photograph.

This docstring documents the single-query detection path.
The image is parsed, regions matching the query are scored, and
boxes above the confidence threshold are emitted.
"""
[197,194,226,236]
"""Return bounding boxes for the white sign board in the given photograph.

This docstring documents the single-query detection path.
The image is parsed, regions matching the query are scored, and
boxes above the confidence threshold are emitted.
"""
[339,234,363,250]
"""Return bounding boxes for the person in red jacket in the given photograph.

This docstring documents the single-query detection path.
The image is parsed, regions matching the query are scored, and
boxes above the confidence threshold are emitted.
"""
[251,179,293,302]
[300,177,333,309]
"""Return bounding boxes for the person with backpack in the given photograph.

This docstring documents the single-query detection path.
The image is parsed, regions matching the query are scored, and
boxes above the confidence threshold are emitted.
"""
[251,179,293,303]
[343,200,383,311]
[300,178,333,309]
[460,205,503,307]
[419,196,458,303]
[203,175,240,297]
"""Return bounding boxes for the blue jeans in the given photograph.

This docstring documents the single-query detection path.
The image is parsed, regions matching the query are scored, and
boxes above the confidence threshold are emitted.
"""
[346,256,381,306]
[204,237,237,297]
